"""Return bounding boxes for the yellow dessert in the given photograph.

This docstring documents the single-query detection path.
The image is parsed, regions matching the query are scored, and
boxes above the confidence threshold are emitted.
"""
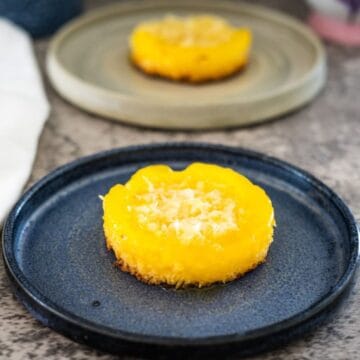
[102,163,275,288]
[129,15,252,82]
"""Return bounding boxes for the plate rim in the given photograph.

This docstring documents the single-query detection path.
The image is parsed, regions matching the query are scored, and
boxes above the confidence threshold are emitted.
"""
[2,142,359,349]
[46,0,327,129]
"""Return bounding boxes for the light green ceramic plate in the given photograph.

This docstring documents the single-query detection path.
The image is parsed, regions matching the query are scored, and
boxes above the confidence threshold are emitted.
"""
[46,0,326,130]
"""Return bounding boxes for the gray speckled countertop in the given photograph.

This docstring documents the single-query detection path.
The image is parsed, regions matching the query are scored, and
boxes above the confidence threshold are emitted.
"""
[1,0,360,359]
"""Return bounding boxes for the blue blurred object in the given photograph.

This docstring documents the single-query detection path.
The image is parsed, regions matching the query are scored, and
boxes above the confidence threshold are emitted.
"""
[0,0,83,37]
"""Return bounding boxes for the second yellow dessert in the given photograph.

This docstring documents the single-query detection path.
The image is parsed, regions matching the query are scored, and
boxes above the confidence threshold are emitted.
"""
[102,163,275,287]
[129,15,252,82]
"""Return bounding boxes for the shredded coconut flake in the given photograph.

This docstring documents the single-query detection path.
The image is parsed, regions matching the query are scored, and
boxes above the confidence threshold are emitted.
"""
[132,182,239,243]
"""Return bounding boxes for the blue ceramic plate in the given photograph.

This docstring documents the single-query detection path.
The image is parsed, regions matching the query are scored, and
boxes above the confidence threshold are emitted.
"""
[2,143,359,358]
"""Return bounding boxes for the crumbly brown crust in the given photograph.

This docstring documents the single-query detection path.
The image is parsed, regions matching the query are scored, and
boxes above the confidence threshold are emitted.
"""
[109,245,266,289]
[131,55,247,84]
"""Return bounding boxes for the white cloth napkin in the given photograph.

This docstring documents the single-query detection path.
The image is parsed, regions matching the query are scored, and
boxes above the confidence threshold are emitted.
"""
[0,19,50,224]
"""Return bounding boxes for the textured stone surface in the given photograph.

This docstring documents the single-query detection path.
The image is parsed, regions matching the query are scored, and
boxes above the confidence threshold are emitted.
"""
[1,0,359,359]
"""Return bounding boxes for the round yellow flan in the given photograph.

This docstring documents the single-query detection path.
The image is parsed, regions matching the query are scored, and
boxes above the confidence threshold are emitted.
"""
[102,163,275,287]
[129,15,252,82]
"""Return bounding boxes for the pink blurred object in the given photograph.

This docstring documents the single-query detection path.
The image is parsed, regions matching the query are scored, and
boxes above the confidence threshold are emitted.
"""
[306,0,360,46]
[309,12,360,45]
